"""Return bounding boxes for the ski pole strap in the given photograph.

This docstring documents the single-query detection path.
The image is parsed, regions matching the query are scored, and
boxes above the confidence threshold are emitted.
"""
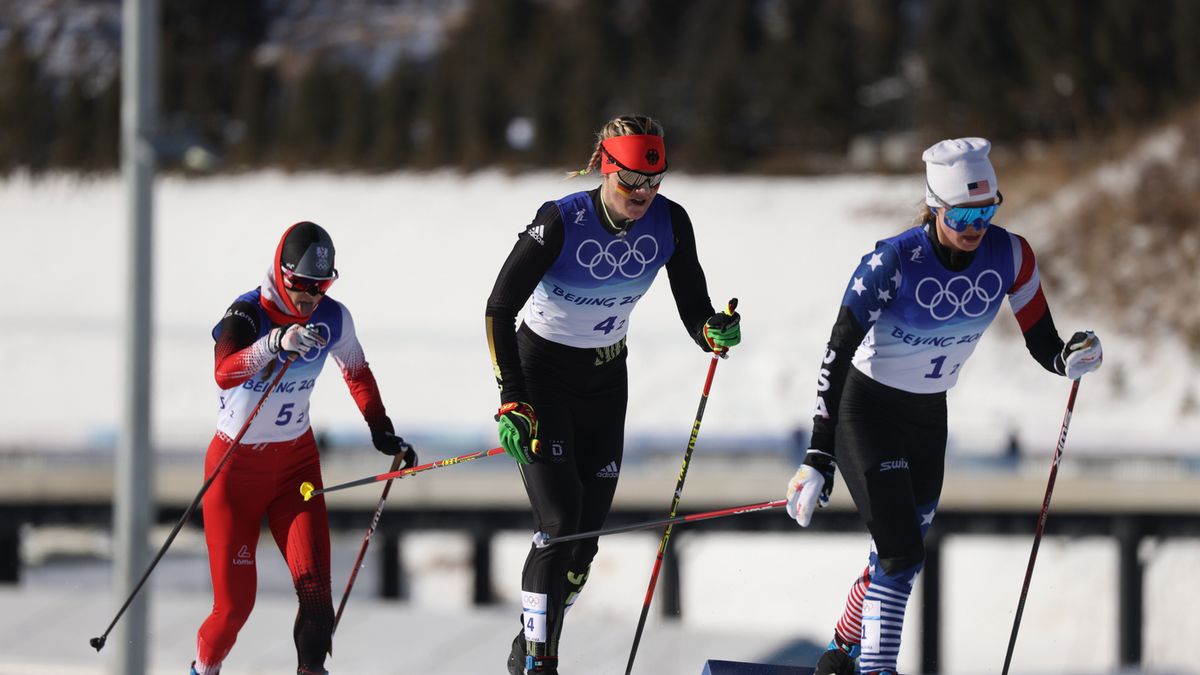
[301,446,506,501]
[533,499,786,548]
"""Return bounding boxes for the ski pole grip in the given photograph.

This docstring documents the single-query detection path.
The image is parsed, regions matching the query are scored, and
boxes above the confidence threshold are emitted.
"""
[725,297,738,316]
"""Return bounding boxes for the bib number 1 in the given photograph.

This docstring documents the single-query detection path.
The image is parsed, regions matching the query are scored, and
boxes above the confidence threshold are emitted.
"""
[925,355,961,379]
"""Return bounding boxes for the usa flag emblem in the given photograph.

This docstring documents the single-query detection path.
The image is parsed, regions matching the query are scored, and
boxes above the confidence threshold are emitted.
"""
[967,180,990,196]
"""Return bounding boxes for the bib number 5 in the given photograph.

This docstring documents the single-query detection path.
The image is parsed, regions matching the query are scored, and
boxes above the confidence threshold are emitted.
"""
[274,402,305,426]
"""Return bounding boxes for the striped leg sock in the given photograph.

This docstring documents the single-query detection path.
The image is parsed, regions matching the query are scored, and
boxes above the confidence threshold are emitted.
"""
[858,578,911,674]
[834,566,871,647]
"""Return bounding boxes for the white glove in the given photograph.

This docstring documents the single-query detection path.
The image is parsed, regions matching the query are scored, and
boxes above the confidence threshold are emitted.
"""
[269,323,326,355]
[1061,330,1102,380]
[785,450,837,528]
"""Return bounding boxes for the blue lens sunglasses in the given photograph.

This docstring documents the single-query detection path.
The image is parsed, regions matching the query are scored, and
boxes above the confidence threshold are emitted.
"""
[928,183,1003,232]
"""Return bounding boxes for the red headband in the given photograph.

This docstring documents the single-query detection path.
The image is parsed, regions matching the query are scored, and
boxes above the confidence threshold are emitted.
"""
[600,135,667,175]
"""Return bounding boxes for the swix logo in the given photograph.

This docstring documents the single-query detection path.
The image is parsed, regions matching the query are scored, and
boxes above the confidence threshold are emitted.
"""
[574,208,586,225]
[233,544,254,566]
[596,460,619,478]
[1053,409,1073,467]
[880,459,909,472]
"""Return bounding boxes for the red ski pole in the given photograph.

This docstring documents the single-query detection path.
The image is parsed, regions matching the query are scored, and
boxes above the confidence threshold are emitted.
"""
[301,446,506,501]
[1002,378,1082,674]
[90,356,297,652]
[332,451,406,635]
[624,298,736,675]
[533,499,786,548]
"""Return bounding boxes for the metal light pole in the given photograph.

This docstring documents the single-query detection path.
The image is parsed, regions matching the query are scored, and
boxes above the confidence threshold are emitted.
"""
[114,0,158,673]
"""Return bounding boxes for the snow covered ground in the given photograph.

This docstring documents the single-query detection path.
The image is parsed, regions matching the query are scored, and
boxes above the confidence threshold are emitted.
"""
[3,170,1198,459]
[5,528,1199,674]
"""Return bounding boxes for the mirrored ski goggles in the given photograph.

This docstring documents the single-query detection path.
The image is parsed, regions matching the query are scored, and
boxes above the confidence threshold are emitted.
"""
[929,188,1003,232]
[615,168,666,191]
[281,267,338,296]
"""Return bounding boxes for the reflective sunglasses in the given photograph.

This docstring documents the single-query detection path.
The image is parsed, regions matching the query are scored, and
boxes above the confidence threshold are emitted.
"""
[281,266,338,296]
[928,185,1003,232]
[941,203,1000,232]
[616,168,666,191]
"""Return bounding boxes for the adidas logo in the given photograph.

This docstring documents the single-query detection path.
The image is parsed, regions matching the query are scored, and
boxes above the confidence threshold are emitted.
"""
[527,223,545,245]
[596,461,619,478]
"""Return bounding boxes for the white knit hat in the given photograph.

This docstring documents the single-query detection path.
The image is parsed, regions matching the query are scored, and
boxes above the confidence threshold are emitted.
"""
[923,137,998,207]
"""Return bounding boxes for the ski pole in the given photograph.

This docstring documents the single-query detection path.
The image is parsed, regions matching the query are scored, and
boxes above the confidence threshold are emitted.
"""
[625,298,735,675]
[1001,378,1082,675]
[300,446,506,501]
[90,356,297,652]
[332,450,406,636]
[533,499,786,549]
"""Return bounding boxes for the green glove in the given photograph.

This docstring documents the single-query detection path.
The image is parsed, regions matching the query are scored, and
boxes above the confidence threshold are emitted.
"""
[496,401,541,464]
[700,306,741,353]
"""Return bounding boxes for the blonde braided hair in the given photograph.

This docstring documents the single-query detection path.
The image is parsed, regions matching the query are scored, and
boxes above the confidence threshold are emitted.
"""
[565,115,665,180]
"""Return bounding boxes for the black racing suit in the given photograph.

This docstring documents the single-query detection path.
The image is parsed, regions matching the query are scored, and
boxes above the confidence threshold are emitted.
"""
[486,188,715,659]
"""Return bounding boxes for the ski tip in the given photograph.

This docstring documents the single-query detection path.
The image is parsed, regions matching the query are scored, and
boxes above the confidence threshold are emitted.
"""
[299,481,315,502]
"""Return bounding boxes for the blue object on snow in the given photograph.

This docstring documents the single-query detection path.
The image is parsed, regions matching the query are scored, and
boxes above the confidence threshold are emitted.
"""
[700,661,815,675]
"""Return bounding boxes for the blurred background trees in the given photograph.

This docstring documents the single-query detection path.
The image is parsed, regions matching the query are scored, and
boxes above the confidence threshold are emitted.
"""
[2,0,1199,174]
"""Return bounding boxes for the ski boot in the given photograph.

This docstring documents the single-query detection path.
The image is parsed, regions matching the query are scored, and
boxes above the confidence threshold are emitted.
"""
[814,635,860,675]
[189,662,217,675]
[507,631,526,675]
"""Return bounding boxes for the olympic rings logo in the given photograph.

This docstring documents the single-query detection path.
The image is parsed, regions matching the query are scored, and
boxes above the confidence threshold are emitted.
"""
[914,270,1004,321]
[575,235,659,280]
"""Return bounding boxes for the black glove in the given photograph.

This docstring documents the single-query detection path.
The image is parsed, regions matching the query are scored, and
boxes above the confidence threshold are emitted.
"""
[370,416,418,468]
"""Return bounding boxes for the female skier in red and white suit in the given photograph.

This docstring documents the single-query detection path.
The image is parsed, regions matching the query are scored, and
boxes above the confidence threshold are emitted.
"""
[191,222,416,675]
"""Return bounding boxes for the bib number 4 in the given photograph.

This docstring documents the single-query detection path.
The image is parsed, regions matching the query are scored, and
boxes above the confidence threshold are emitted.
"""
[593,315,626,335]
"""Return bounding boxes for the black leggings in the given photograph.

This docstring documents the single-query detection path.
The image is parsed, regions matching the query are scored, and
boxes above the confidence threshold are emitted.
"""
[516,326,628,653]
[835,367,947,575]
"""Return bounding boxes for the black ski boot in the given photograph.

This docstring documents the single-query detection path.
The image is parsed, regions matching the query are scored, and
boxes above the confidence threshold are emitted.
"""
[507,631,526,675]
[814,635,860,675]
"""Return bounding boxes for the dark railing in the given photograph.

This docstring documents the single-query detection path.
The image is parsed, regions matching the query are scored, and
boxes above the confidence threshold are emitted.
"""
[2,458,1199,672]
[2,499,1199,672]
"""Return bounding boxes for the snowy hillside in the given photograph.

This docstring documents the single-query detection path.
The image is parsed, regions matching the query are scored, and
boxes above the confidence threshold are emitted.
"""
[3,169,1197,458]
